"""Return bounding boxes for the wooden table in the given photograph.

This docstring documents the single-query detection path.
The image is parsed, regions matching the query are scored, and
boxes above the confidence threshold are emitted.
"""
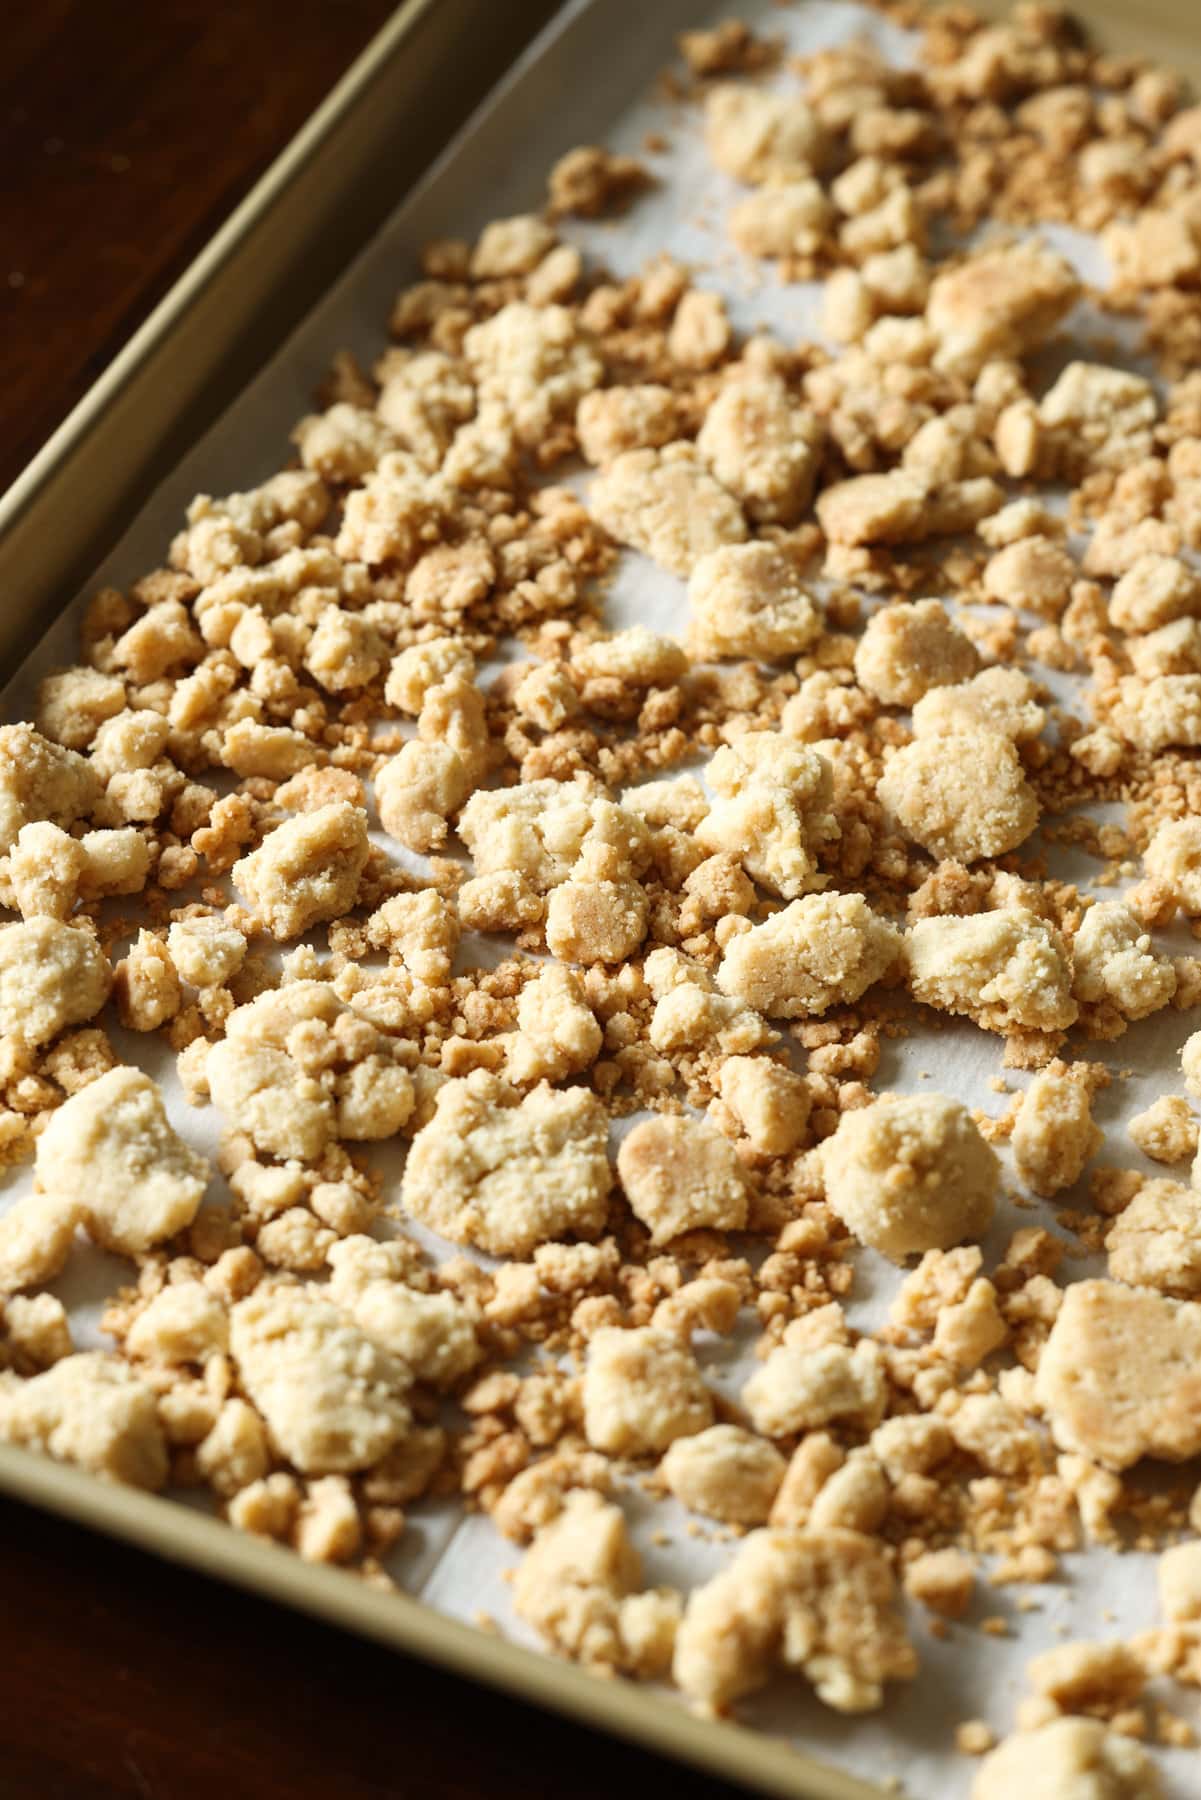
[0,6,746,1797]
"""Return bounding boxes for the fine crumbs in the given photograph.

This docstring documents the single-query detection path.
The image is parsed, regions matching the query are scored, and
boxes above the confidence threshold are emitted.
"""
[9,4,1201,1792]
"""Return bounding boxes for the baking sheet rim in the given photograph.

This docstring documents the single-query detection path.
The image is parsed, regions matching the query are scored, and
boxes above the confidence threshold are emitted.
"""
[6,0,1200,1791]
[0,1443,879,1800]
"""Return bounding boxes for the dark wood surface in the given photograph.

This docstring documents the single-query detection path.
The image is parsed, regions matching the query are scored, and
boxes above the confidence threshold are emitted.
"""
[0,1489,748,1800]
[1,0,394,495]
[0,6,750,1798]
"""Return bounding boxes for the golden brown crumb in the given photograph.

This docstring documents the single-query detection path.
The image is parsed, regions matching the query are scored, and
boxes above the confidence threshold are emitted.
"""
[8,7,1201,1765]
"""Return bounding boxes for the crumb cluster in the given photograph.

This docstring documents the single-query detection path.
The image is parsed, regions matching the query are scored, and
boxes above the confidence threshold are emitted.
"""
[5,2,1201,1791]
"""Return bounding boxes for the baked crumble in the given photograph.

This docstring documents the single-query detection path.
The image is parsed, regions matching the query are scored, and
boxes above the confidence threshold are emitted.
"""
[3,2,1201,1789]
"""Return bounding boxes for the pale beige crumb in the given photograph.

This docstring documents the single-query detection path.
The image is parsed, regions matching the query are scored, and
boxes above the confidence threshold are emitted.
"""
[696,375,822,525]
[817,470,1001,548]
[729,180,831,260]
[206,1036,334,1164]
[576,385,680,466]
[458,777,630,909]
[1158,1540,1201,1622]
[744,1338,885,1438]
[463,301,602,447]
[36,1065,209,1256]
[717,892,901,1019]
[365,889,459,986]
[854,599,980,707]
[1128,618,1201,680]
[697,732,837,900]
[769,1433,844,1530]
[1012,1062,1102,1198]
[327,1236,480,1389]
[704,84,828,185]
[687,541,822,662]
[583,1326,712,1458]
[660,1426,785,1527]
[971,1718,1161,1798]
[617,1115,747,1246]
[227,1472,300,1541]
[1036,1279,1201,1470]
[1038,361,1157,475]
[911,667,1045,744]
[233,803,369,940]
[35,667,125,751]
[589,443,747,577]
[229,1284,410,1475]
[1128,1097,1197,1167]
[511,662,579,733]
[1183,1031,1201,1100]
[0,724,99,854]
[1,1292,72,1370]
[114,930,181,1033]
[126,1282,228,1364]
[1106,1179,1201,1297]
[933,1278,1008,1371]
[483,1439,600,1540]
[384,638,474,715]
[1111,677,1201,755]
[644,946,771,1059]
[673,1526,916,1714]
[717,1055,810,1155]
[166,916,246,989]
[0,918,111,1048]
[544,870,648,965]
[571,626,686,689]
[401,1071,611,1257]
[806,1451,889,1535]
[513,1489,679,1675]
[1072,903,1176,1022]
[870,1415,953,1482]
[819,1093,997,1260]
[506,964,602,1086]
[907,908,1078,1035]
[945,1393,1041,1478]
[668,289,731,372]
[1110,555,1201,634]
[0,1192,82,1295]
[376,676,489,854]
[905,1547,975,1619]
[295,1474,362,1564]
[926,239,1080,377]
[982,535,1076,618]
[1143,818,1201,914]
[878,729,1038,863]
[0,1351,166,1488]
[956,1721,995,1757]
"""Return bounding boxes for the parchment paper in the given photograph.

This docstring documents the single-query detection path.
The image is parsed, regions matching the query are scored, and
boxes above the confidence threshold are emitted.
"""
[3,2,1199,1792]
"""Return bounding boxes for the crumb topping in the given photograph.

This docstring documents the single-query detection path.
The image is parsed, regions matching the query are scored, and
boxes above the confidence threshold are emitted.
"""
[6,8,1201,1784]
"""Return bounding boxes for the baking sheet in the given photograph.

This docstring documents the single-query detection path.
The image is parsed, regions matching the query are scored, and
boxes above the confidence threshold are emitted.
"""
[2,1,1199,1794]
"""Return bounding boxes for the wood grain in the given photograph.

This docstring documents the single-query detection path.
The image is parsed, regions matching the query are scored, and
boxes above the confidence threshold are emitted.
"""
[0,6,744,1796]
[0,0,394,496]
[0,1490,745,1800]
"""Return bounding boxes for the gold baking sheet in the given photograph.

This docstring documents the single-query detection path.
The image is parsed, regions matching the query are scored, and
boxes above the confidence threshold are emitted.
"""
[1,2,1200,1796]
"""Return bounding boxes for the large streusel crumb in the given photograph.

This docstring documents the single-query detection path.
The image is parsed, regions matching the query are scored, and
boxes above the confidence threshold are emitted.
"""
[8,6,1201,1788]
